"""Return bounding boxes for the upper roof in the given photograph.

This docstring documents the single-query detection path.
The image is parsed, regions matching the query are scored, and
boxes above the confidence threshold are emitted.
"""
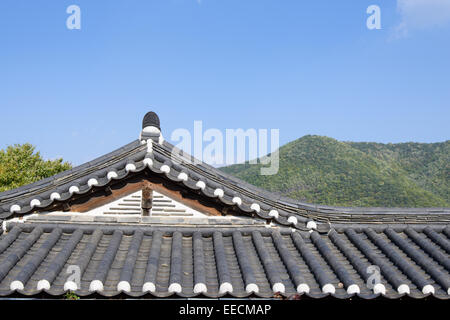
[1,112,449,231]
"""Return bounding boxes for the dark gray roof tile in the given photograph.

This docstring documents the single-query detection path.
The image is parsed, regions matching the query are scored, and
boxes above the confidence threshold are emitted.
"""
[0,222,448,299]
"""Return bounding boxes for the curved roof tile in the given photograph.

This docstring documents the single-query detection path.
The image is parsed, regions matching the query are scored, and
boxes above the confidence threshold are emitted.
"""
[0,223,448,299]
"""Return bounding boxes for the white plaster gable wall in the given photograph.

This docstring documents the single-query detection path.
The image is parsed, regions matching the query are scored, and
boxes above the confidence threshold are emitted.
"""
[84,190,209,217]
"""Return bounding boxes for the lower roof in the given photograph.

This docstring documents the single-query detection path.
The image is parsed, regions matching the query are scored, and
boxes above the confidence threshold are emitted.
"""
[0,221,448,299]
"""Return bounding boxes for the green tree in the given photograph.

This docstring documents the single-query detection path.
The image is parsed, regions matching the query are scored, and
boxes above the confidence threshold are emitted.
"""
[0,144,72,192]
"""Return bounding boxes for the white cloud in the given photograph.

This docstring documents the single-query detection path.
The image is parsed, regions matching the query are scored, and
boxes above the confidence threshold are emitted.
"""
[393,0,450,38]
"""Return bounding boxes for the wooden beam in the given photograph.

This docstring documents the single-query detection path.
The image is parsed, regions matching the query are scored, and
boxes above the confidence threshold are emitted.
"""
[69,179,144,213]
[141,182,153,216]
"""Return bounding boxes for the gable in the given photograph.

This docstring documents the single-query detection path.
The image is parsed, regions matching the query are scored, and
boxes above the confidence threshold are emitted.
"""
[79,190,209,218]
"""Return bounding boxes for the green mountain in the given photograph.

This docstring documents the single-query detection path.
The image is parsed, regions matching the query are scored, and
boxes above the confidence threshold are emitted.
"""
[220,136,449,208]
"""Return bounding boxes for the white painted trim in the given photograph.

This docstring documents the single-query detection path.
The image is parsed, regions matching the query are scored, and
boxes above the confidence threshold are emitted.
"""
[422,285,435,295]
[232,197,242,206]
[107,171,118,180]
[117,281,131,293]
[64,281,78,291]
[50,192,61,201]
[69,186,80,194]
[30,199,41,208]
[88,178,99,187]
[250,203,261,213]
[37,280,51,291]
[160,165,171,174]
[142,282,156,293]
[143,158,153,167]
[10,281,24,291]
[177,172,188,181]
[89,280,104,292]
[246,283,259,294]
[306,221,317,230]
[322,284,336,294]
[10,205,21,214]
[146,138,153,152]
[273,283,285,293]
[193,283,207,294]
[347,284,360,294]
[269,210,279,218]
[125,163,137,172]
[373,283,386,295]
[214,189,224,198]
[196,181,206,190]
[287,216,298,226]
[142,126,161,134]
[168,283,182,293]
[297,283,310,294]
[397,284,410,295]
[219,282,233,294]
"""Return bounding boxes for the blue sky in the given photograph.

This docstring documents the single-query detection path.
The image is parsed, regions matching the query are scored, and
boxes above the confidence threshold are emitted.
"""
[0,0,449,165]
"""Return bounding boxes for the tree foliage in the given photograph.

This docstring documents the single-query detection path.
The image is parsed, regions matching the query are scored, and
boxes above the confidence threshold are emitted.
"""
[221,136,449,208]
[0,144,72,192]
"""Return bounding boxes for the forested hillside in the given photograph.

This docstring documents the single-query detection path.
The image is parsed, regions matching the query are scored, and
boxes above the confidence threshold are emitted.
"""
[1,140,448,208]
[221,136,449,207]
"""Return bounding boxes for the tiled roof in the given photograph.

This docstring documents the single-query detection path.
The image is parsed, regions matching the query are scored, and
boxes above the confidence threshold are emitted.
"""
[1,138,449,230]
[0,112,449,300]
[0,222,448,299]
